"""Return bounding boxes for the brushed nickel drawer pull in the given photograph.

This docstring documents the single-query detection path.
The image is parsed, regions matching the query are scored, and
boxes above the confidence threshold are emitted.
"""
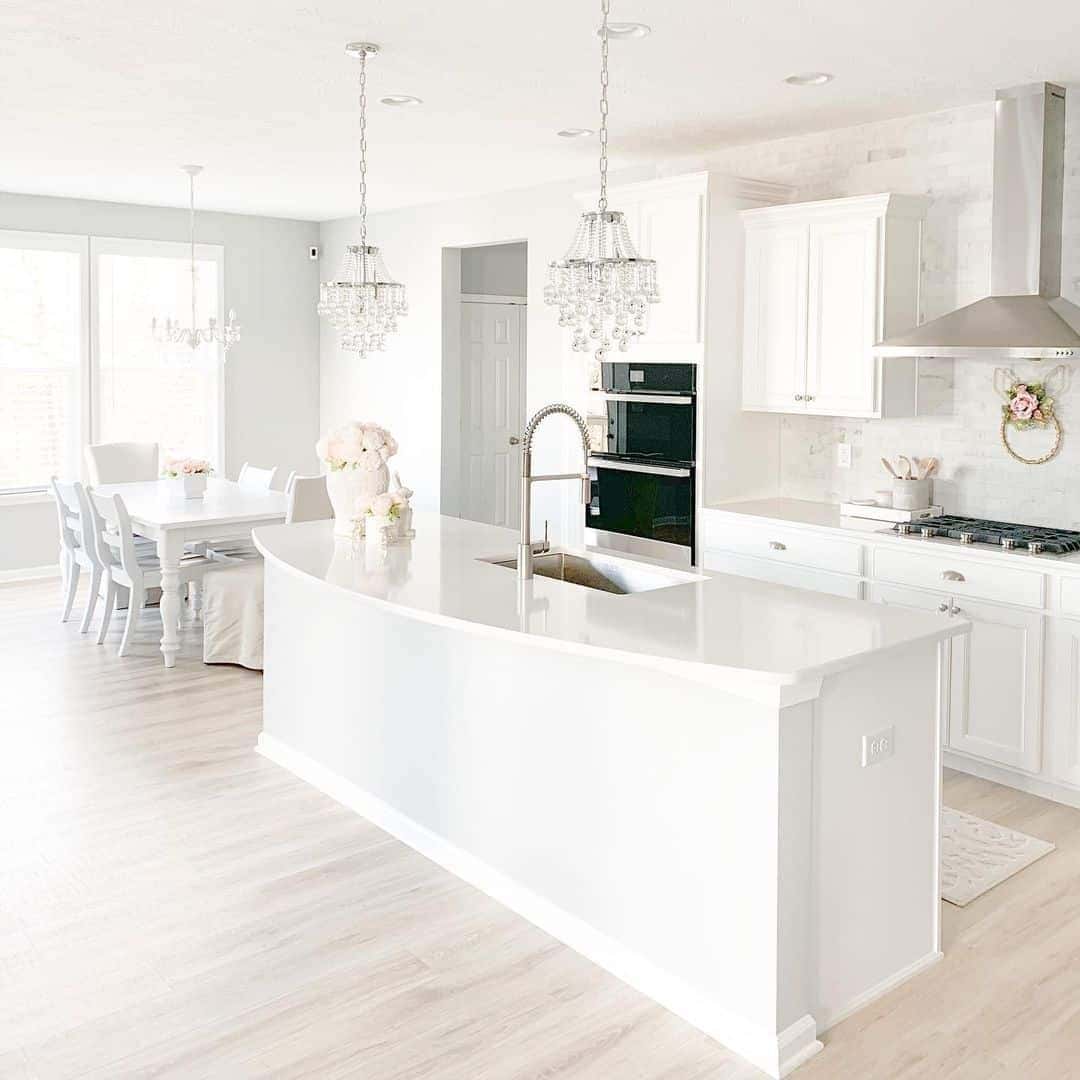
[941,570,966,582]
[768,540,787,551]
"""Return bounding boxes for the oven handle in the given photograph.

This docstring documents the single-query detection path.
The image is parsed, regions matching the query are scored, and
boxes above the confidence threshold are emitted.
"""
[588,457,692,478]
[593,392,693,405]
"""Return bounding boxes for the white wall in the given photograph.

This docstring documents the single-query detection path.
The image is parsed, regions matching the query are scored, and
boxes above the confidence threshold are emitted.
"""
[704,100,1080,527]
[460,242,528,296]
[0,190,321,574]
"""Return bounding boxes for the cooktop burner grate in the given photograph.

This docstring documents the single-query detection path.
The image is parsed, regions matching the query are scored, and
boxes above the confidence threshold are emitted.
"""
[893,515,1080,554]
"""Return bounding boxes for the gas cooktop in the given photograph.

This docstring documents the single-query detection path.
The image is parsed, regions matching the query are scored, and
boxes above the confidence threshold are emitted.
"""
[893,515,1080,554]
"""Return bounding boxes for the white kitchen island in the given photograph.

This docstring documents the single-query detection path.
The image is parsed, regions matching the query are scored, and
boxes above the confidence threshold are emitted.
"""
[254,513,966,1078]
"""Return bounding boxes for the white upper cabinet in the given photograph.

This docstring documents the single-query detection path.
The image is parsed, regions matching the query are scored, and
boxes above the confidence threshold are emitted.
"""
[741,193,928,418]
[578,172,708,363]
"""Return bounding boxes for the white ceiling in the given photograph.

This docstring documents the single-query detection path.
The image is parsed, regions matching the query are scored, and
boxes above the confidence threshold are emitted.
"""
[3,0,1080,221]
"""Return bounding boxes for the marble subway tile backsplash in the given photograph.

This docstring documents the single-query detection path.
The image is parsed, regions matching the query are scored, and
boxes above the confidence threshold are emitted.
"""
[706,98,1080,529]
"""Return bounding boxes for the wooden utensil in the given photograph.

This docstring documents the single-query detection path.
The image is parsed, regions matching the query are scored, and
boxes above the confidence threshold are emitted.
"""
[897,455,914,480]
[881,457,899,478]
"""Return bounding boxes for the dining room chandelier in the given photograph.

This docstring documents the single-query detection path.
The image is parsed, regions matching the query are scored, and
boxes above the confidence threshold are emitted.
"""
[544,0,658,362]
[318,42,408,357]
[151,165,241,353]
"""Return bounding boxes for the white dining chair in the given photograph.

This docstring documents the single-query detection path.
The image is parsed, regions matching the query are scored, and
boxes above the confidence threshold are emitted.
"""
[202,474,331,670]
[237,462,279,491]
[286,475,332,525]
[50,477,102,630]
[90,490,214,657]
[84,442,160,485]
[205,462,282,562]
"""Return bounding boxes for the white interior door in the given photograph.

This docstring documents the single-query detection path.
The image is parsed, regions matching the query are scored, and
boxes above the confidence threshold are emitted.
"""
[461,301,525,528]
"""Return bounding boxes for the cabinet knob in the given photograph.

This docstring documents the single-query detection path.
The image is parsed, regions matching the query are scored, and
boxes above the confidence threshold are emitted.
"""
[805,395,815,402]
[940,570,966,583]
[949,604,963,616]
[508,436,521,446]
[794,394,804,401]
[768,540,787,551]
[938,601,950,613]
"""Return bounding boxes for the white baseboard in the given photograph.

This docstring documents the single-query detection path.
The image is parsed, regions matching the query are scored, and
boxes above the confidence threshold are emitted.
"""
[945,752,1080,811]
[257,732,816,1079]
[818,950,943,1031]
[0,564,60,584]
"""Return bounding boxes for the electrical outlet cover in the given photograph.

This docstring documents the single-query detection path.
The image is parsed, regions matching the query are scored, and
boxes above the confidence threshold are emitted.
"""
[861,726,894,767]
[836,443,853,469]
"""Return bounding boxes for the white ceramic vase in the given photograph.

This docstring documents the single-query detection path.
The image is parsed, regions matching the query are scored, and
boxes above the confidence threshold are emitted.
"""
[173,474,207,500]
[325,465,390,537]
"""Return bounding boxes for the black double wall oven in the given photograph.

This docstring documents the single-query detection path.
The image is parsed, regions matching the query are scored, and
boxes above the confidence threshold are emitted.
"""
[586,362,696,566]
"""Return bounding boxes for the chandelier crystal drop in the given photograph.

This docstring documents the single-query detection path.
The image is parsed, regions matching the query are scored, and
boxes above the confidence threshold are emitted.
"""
[544,0,658,362]
[151,165,240,353]
[318,42,408,358]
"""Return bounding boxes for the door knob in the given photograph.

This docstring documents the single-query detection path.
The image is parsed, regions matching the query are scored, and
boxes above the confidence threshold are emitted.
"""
[509,436,521,446]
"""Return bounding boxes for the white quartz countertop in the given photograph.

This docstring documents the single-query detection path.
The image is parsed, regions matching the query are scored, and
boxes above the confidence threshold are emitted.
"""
[255,513,964,698]
[704,498,1080,574]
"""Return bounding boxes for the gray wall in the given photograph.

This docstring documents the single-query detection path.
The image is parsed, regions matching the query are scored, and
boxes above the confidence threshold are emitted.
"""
[0,190,321,573]
[460,242,527,296]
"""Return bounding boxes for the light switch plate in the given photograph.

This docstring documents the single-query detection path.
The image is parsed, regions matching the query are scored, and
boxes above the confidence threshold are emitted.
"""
[836,443,853,470]
[861,726,894,767]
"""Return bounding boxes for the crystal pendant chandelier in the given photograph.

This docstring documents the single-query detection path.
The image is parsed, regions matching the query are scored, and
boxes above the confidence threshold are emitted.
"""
[318,42,408,357]
[151,165,240,353]
[544,0,658,362]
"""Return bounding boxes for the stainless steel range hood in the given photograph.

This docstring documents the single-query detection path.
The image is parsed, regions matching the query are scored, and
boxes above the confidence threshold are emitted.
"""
[875,83,1080,360]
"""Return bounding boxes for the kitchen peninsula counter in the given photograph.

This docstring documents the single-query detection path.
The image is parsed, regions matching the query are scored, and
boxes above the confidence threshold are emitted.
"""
[255,513,966,1079]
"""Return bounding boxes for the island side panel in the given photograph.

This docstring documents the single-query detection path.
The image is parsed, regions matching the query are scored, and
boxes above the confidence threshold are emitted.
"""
[261,559,800,1075]
[808,636,944,1028]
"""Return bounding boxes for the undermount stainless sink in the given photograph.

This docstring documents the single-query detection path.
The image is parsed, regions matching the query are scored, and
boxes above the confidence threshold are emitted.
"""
[482,550,700,595]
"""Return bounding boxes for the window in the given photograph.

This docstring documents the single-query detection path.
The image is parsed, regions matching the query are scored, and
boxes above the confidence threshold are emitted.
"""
[0,230,225,495]
[92,238,224,472]
[0,232,88,493]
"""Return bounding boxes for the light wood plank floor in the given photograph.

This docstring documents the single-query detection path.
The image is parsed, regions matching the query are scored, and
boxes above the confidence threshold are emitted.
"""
[3,578,1079,1079]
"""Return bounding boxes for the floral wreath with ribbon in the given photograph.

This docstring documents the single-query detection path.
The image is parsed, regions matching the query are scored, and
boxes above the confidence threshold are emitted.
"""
[993,366,1067,465]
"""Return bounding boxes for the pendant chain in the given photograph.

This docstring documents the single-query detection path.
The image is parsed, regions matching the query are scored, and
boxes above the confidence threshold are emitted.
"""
[358,50,369,252]
[188,170,198,332]
[598,0,610,212]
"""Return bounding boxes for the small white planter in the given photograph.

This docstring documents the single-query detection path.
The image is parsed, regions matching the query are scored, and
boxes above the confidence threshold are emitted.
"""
[172,474,208,499]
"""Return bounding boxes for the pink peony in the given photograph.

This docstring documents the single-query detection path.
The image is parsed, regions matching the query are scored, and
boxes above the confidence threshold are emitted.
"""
[1010,388,1038,420]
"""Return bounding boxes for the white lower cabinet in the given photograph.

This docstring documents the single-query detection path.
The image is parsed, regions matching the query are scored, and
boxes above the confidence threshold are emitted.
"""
[947,597,1044,774]
[1044,618,1080,787]
[869,582,1043,772]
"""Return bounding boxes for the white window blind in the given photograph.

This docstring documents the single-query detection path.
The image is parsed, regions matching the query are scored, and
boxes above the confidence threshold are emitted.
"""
[0,232,88,494]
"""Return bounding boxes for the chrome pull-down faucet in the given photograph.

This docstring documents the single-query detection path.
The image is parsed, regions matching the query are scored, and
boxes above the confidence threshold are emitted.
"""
[515,403,592,580]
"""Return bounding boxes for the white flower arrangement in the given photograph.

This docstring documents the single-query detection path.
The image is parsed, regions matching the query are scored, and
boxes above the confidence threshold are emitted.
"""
[161,456,212,478]
[316,421,399,473]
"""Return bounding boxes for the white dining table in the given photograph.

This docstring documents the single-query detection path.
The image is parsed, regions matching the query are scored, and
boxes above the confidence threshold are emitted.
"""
[93,478,289,668]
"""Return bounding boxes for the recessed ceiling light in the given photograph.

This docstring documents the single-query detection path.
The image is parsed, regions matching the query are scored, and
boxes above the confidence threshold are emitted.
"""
[597,21,651,40]
[380,94,423,107]
[784,72,834,86]
[558,128,596,138]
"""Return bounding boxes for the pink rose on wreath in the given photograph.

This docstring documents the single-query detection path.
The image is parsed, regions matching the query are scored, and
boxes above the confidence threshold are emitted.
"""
[1010,386,1039,421]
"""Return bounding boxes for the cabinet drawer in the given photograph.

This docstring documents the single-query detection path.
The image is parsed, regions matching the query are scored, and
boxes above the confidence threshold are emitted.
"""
[703,549,862,599]
[702,519,863,576]
[872,547,1044,609]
